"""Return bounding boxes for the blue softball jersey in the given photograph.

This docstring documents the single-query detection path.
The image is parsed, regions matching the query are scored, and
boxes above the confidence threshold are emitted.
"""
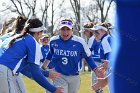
[46,35,97,75]
[40,45,49,63]
[88,35,100,55]
[0,33,57,92]
[0,34,42,73]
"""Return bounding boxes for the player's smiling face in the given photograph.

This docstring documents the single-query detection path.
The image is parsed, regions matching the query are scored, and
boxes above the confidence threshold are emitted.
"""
[60,26,73,40]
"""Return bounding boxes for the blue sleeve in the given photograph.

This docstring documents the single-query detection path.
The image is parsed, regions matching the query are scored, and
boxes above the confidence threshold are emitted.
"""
[45,51,52,60]
[20,66,32,78]
[21,64,49,78]
[85,56,97,70]
[105,52,110,60]
[41,69,49,77]
[48,61,56,69]
[21,63,56,92]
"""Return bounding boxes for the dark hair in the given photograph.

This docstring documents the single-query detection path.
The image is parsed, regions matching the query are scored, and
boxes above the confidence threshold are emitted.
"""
[9,18,43,46]
[0,16,27,36]
[14,16,27,33]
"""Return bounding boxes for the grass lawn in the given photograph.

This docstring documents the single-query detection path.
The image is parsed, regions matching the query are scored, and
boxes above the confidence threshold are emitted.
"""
[23,72,108,93]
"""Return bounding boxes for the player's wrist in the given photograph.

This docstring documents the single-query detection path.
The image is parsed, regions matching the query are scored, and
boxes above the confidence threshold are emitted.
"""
[41,66,47,70]
[93,67,98,72]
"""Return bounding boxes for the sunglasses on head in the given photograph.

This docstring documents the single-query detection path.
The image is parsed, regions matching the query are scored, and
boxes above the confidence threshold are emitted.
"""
[60,20,73,26]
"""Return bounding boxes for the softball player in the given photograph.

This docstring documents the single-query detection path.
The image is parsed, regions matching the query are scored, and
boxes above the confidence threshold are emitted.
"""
[40,34,50,64]
[80,22,104,93]
[91,23,112,93]
[0,17,16,43]
[0,18,63,93]
[42,19,105,93]
[40,34,54,93]
[0,16,28,93]
[0,17,16,36]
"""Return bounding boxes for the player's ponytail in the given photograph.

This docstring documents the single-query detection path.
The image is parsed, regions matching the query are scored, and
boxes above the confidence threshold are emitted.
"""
[9,18,44,46]
[83,22,96,36]
[101,22,112,36]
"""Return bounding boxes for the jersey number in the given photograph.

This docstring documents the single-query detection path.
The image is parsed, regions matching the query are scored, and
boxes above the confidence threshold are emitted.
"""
[62,57,68,65]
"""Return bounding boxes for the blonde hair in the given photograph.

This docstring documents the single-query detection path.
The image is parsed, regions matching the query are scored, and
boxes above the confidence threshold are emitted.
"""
[0,17,16,36]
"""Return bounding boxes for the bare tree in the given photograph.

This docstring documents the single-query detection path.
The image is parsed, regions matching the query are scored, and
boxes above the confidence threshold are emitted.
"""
[81,4,99,23]
[0,0,51,19]
[49,0,65,36]
[69,0,81,33]
[8,0,38,17]
[95,0,114,22]
[40,0,51,29]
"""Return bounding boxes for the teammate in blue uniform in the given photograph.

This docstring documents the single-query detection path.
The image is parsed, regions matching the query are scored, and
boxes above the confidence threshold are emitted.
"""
[0,18,63,93]
[40,34,50,64]
[91,23,112,93]
[42,19,105,93]
[0,17,16,36]
[40,34,54,93]
[80,22,100,71]
[80,22,105,93]
[0,16,28,93]
[0,17,16,44]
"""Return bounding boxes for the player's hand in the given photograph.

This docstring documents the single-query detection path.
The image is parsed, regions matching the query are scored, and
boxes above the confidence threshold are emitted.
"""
[101,60,109,70]
[49,69,61,80]
[94,66,105,78]
[92,78,108,91]
[92,82,100,91]
[54,86,64,93]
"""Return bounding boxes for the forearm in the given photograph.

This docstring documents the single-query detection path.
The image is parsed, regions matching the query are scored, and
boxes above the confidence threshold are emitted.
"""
[24,63,57,92]
[85,56,97,70]
[41,59,50,70]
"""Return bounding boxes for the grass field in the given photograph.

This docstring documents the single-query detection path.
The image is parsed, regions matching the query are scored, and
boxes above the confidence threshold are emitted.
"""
[23,72,108,93]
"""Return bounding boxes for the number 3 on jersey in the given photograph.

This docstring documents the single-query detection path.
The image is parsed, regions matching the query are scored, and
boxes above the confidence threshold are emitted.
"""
[62,57,68,65]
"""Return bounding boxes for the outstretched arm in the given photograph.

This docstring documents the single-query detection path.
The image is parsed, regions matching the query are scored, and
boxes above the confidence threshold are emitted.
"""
[21,63,63,93]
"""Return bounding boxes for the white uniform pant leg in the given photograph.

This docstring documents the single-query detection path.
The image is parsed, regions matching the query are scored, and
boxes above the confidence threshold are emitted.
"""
[14,73,27,93]
[53,74,80,93]
[0,64,17,93]
[67,75,80,93]
[53,75,68,93]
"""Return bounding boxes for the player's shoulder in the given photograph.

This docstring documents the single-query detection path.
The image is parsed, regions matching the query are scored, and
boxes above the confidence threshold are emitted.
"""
[102,35,111,43]
[50,35,59,41]
[89,35,95,41]
[23,34,36,44]
[72,35,85,42]
[72,35,86,44]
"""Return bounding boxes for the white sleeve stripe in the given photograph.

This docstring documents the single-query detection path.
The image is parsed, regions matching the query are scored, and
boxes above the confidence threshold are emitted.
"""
[102,36,112,54]
[34,38,42,65]
[13,56,26,74]
[72,35,91,57]
[88,36,95,48]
